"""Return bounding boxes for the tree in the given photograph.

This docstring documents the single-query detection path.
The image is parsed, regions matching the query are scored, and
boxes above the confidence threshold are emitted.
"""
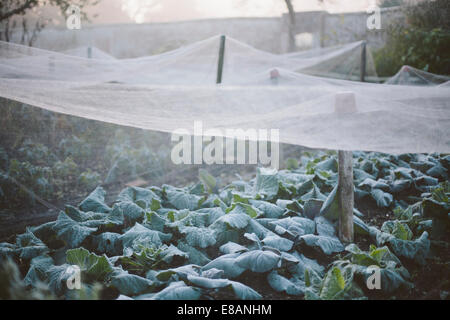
[374,0,450,76]
[284,0,296,52]
[283,0,328,52]
[0,0,100,44]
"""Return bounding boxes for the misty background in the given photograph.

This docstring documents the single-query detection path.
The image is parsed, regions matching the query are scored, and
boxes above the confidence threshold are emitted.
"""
[29,0,377,26]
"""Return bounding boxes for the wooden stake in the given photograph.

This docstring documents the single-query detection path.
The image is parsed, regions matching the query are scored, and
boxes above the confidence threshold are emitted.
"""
[216,35,226,84]
[335,92,356,243]
[360,41,367,83]
[338,150,354,243]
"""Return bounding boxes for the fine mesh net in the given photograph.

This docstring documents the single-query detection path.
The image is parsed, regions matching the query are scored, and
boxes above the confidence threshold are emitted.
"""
[1,26,450,302]
[284,41,378,82]
[61,46,117,60]
[0,35,449,156]
[385,65,450,86]
[0,36,377,84]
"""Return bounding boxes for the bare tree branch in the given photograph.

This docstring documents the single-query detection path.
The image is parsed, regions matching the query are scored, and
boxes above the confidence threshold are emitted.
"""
[0,0,99,44]
[0,0,38,22]
[284,0,296,52]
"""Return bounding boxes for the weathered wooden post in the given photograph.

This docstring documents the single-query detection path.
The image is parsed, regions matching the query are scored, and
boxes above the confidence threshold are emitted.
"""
[216,35,226,84]
[338,149,354,243]
[335,92,356,243]
[360,41,367,83]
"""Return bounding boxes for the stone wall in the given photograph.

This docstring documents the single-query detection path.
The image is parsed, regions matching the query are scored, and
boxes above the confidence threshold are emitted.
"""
[31,18,283,58]
[281,7,404,52]
[25,7,405,57]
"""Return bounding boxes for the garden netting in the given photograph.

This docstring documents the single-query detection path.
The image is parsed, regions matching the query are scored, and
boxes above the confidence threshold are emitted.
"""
[0,35,449,155]
[0,35,449,301]
[385,65,450,86]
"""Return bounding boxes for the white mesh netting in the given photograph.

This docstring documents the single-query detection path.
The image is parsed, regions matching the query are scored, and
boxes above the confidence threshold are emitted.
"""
[385,65,450,86]
[0,35,449,154]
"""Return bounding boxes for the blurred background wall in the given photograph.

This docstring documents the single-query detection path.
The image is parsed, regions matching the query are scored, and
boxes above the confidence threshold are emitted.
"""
[7,6,405,57]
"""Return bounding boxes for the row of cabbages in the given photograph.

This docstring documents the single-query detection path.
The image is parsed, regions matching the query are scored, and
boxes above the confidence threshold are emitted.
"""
[0,151,448,299]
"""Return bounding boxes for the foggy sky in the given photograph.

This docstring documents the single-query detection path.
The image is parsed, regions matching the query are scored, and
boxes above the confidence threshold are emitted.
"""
[87,0,374,24]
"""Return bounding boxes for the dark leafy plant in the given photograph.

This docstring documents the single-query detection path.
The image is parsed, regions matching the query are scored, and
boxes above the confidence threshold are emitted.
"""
[374,0,450,76]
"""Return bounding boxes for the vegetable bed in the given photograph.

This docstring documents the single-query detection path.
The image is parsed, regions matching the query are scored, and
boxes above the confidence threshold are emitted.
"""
[0,151,449,300]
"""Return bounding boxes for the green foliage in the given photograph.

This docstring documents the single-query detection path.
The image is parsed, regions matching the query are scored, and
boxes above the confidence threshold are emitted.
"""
[0,258,54,300]
[327,244,413,296]
[52,212,97,248]
[0,159,53,206]
[110,273,154,297]
[79,186,111,213]
[59,136,92,165]
[66,247,113,282]
[53,157,78,178]
[119,245,165,275]
[381,220,413,240]
[375,0,450,76]
[18,139,57,166]
[431,181,449,203]
[151,281,202,300]
[235,250,280,273]
[78,169,101,190]
[198,169,217,194]
[286,158,299,170]
[1,139,448,299]
[0,100,172,211]
[422,181,450,240]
